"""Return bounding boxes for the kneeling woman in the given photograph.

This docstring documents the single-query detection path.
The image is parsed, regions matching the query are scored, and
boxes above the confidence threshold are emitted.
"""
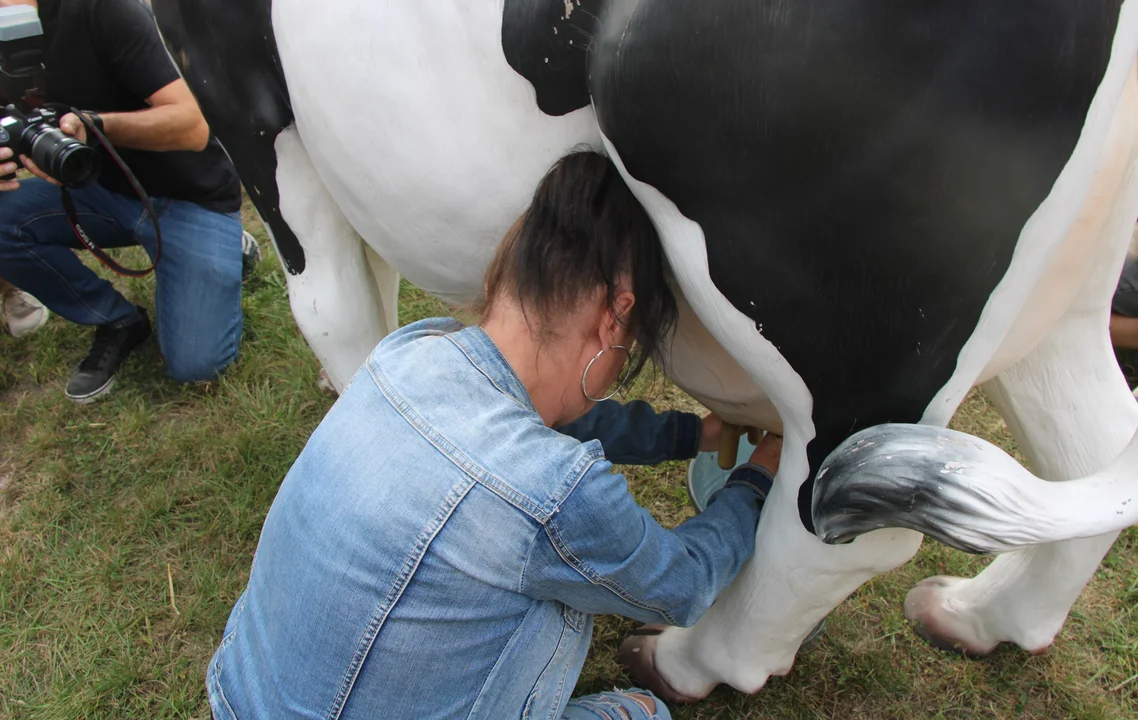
[207,151,780,720]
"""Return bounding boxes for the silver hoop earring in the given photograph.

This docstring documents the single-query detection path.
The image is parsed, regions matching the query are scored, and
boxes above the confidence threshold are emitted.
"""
[581,345,630,402]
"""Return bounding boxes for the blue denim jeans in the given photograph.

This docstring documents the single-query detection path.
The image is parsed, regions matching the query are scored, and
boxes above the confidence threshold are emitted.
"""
[0,178,243,382]
[562,690,672,719]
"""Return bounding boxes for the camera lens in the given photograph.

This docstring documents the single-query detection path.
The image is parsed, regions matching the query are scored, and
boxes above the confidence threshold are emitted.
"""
[25,125,101,188]
[52,141,100,188]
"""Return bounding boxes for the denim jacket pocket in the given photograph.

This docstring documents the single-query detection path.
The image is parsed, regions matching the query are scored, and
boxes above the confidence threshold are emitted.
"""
[522,604,590,720]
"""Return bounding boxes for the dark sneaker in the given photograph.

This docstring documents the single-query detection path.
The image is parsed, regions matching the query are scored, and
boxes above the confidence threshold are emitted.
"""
[65,307,152,404]
[241,230,261,280]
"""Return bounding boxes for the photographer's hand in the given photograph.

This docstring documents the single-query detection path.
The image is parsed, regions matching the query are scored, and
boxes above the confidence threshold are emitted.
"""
[16,112,91,188]
[16,114,95,188]
[19,154,62,188]
[0,147,20,192]
[59,114,88,145]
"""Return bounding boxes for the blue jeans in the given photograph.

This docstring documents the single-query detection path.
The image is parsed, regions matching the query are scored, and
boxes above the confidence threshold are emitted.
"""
[562,690,672,719]
[0,178,243,382]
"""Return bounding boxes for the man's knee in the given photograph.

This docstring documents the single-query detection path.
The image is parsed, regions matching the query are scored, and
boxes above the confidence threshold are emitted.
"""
[0,180,66,243]
[162,341,239,384]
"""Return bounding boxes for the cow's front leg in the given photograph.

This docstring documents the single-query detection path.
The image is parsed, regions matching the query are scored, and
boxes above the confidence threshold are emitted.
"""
[274,127,399,392]
[626,429,923,699]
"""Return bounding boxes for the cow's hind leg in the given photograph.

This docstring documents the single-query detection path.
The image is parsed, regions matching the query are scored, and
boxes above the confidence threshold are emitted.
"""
[904,197,1138,657]
[905,302,1138,655]
[274,128,398,391]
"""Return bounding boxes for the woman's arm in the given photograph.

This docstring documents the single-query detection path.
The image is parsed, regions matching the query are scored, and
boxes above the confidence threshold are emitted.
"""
[520,457,775,627]
[554,399,704,465]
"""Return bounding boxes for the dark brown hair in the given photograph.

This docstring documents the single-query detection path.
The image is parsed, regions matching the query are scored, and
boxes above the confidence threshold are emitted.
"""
[481,150,677,380]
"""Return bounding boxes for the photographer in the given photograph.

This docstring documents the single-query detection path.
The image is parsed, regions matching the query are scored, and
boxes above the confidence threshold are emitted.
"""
[0,0,247,403]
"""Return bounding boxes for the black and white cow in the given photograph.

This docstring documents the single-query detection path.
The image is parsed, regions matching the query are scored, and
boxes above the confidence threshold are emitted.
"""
[153,0,1138,702]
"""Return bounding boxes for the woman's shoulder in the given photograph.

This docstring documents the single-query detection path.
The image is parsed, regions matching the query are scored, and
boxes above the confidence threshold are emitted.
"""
[375,317,465,353]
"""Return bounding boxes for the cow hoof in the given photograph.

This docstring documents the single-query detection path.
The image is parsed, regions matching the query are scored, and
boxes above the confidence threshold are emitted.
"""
[799,618,827,652]
[618,625,708,704]
[904,576,998,658]
[317,369,340,398]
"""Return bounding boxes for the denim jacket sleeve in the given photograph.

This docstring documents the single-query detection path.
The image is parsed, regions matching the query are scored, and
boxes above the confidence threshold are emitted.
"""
[553,400,702,465]
[520,460,772,627]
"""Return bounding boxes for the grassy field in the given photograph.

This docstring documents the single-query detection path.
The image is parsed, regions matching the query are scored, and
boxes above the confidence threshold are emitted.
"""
[1,206,1136,719]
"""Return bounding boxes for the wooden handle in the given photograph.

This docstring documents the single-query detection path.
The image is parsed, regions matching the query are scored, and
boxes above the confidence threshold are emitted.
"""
[747,426,761,446]
[718,422,743,470]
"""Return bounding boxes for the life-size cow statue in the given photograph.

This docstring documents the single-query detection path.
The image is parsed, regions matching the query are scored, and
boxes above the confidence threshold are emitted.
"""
[153,0,1138,704]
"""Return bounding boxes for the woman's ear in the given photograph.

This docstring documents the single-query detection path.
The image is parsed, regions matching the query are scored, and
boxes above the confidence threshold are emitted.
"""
[605,290,636,342]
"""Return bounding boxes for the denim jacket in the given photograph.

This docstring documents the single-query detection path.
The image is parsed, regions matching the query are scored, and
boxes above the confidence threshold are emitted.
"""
[208,318,770,720]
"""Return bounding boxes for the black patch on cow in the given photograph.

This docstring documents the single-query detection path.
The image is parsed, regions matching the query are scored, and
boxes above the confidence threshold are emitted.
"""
[589,1,1123,530]
[502,0,606,116]
[151,0,305,274]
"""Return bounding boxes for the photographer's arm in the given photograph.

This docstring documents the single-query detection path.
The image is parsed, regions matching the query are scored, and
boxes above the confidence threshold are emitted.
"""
[83,79,211,153]
[15,79,211,187]
[52,79,209,151]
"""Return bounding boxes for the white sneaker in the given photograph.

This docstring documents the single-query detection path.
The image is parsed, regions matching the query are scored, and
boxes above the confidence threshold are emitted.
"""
[2,287,49,338]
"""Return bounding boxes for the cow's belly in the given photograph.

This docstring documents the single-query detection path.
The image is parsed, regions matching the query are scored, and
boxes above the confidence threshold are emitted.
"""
[272,0,600,302]
[663,290,782,431]
[981,61,1138,383]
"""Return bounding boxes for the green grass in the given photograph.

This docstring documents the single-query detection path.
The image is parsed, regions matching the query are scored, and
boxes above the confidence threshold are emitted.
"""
[1,204,1136,718]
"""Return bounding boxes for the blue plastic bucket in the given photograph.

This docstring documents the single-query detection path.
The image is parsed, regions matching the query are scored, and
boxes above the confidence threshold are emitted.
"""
[686,436,758,513]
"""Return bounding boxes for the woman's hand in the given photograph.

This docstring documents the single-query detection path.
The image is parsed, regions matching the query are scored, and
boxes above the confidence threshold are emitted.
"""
[748,432,783,475]
[699,412,724,452]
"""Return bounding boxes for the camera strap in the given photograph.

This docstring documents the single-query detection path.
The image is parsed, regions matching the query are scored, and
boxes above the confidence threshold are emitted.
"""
[60,107,161,278]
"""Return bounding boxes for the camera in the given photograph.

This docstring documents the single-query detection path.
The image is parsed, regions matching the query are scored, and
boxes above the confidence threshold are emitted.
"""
[0,6,100,188]
[0,105,100,187]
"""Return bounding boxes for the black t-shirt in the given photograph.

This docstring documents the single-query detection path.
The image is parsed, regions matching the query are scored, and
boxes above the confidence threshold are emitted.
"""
[36,0,241,213]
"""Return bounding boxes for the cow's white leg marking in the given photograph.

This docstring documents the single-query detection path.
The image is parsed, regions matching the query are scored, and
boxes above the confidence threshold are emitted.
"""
[603,136,923,697]
[275,128,395,391]
[906,289,1138,656]
[363,244,400,345]
[903,100,1138,654]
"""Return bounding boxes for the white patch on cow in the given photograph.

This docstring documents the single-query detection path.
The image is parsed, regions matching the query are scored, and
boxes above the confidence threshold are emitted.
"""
[272,0,601,306]
[564,0,573,20]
